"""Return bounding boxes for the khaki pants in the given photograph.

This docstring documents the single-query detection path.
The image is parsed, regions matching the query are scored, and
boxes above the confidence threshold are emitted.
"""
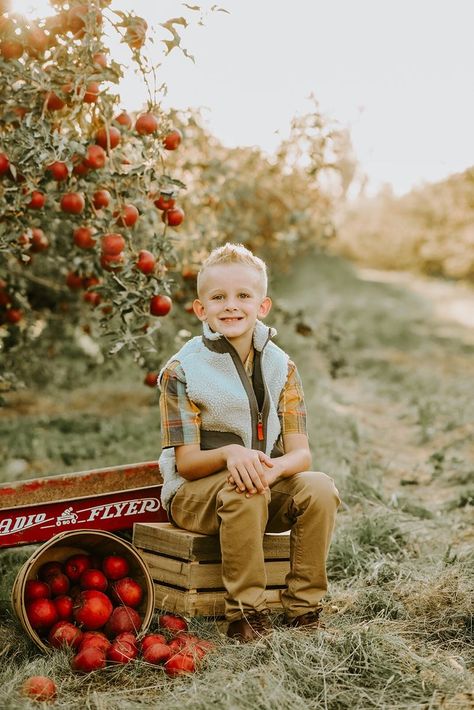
[170,470,341,622]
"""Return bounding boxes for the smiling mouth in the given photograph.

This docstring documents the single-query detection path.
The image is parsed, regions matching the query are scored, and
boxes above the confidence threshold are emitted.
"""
[220,317,243,322]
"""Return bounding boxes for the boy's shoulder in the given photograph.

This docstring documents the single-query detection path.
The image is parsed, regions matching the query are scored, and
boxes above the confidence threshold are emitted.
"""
[165,334,204,362]
[159,335,205,384]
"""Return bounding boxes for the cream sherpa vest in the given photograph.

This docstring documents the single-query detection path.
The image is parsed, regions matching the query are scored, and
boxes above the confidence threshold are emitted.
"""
[158,320,289,513]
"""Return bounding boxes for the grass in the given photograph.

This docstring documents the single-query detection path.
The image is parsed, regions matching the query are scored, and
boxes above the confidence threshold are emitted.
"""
[0,253,473,707]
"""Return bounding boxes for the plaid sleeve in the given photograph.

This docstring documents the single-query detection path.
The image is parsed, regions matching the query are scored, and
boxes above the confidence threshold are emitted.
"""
[159,361,201,448]
[278,360,307,436]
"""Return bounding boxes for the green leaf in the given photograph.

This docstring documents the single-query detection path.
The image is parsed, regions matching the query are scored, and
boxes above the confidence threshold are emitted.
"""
[109,341,126,354]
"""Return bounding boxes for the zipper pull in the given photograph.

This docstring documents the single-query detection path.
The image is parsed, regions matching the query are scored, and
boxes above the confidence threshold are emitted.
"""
[257,412,264,441]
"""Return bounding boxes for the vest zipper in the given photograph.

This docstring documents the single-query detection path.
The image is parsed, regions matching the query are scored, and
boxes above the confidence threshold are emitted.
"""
[208,332,272,451]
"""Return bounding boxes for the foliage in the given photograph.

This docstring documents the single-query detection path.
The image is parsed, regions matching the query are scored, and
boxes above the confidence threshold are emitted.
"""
[0,0,201,390]
[167,104,355,272]
[335,168,474,280]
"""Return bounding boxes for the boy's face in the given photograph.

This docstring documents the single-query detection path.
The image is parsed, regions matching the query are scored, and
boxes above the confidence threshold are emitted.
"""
[193,263,272,346]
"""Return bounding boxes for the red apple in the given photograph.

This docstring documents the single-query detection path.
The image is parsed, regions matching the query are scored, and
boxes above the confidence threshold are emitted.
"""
[143,642,171,665]
[150,295,172,317]
[104,605,142,637]
[79,631,111,654]
[60,192,85,214]
[26,598,58,632]
[158,613,188,634]
[27,190,46,209]
[48,620,83,649]
[163,129,182,150]
[153,193,175,211]
[135,113,158,135]
[101,234,125,257]
[30,228,49,253]
[73,226,96,249]
[115,111,132,129]
[101,555,129,580]
[107,639,137,663]
[80,569,108,592]
[85,144,106,170]
[24,580,50,602]
[72,646,106,673]
[92,189,111,210]
[136,250,155,274]
[21,676,57,702]
[164,652,196,676]
[0,153,10,175]
[73,590,113,630]
[64,554,92,582]
[48,572,70,597]
[144,371,158,388]
[53,595,74,621]
[110,577,143,608]
[46,161,69,181]
[162,207,185,227]
[95,126,121,150]
[141,633,167,652]
[38,561,64,581]
[115,203,139,227]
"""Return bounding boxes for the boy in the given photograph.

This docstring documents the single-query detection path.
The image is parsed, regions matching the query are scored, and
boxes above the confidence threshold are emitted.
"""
[158,243,340,642]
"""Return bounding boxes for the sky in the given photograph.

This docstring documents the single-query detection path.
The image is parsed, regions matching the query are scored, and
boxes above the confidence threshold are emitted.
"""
[12,0,474,196]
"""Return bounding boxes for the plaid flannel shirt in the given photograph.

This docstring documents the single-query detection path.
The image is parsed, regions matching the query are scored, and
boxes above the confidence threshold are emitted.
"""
[159,348,307,449]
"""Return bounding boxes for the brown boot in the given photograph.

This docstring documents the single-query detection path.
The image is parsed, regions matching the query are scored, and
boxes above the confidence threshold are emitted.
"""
[284,609,325,630]
[227,611,273,643]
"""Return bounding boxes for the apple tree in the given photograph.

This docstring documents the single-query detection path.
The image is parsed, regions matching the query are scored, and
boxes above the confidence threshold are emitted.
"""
[0,0,198,391]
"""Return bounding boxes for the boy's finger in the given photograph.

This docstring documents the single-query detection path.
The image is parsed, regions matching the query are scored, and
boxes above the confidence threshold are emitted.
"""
[247,463,266,493]
[251,456,267,481]
[235,465,256,493]
[228,467,246,491]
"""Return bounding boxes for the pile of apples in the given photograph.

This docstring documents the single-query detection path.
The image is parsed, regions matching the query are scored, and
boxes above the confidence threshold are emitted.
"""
[23,551,214,675]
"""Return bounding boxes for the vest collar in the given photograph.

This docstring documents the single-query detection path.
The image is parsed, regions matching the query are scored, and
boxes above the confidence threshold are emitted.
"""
[202,319,276,352]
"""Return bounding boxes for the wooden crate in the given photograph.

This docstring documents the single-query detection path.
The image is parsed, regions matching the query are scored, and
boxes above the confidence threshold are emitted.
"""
[133,522,291,617]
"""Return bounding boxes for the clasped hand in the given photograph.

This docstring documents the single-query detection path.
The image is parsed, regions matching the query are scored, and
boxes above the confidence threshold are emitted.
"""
[224,444,278,496]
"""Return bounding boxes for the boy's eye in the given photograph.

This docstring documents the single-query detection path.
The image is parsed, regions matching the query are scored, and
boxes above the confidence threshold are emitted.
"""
[239,293,250,298]
[211,294,224,300]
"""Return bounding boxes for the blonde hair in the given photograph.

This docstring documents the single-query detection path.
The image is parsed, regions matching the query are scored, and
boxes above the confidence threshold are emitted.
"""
[197,243,268,295]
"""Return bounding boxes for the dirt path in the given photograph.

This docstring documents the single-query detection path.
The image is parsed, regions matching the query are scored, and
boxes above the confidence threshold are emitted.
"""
[328,266,474,552]
[357,267,474,335]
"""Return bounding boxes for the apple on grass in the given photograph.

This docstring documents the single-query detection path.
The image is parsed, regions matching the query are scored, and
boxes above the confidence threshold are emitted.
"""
[21,676,57,701]
[158,613,188,634]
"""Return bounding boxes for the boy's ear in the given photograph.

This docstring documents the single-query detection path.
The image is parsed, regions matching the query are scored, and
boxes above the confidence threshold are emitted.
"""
[193,299,206,321]
[258,296,272,318]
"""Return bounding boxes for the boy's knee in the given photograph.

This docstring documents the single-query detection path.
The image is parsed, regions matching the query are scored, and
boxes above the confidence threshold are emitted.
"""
[293,470,341,509]
[217,485,270,516]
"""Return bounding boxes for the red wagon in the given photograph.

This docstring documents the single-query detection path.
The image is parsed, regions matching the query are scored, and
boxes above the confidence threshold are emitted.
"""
[0,461,167,549]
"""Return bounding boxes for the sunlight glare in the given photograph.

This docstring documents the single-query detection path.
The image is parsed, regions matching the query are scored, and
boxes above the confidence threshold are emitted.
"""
[11,0,55,19]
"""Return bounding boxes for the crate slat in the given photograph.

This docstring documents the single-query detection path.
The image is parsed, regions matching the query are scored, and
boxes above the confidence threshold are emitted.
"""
[154,583,284,617]
[133,522,290,560]
[139,550,290,589]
